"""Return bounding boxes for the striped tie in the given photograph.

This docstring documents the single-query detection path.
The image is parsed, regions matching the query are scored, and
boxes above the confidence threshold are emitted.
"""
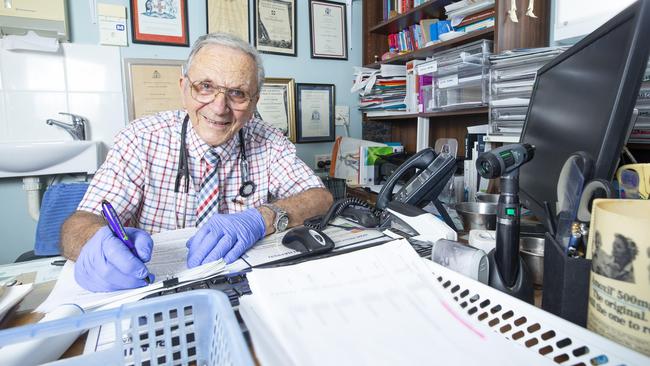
[196,150,220,226]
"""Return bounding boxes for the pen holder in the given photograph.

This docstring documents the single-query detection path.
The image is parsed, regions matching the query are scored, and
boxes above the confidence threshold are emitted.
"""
[541,232,591,327]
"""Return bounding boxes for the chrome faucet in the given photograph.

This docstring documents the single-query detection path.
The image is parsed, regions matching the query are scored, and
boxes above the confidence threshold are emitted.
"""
[46,112,87,141]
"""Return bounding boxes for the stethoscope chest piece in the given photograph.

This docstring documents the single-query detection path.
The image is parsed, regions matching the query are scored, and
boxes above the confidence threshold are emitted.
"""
[239,180,256,197]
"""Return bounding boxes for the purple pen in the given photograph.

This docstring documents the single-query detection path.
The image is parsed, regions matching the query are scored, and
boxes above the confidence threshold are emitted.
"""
[101,200,151,284]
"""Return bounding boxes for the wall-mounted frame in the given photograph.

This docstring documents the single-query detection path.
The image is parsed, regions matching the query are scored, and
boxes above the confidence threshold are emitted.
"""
[309,0,348,60]
[206,0,250,42]
[296,83,335,143]
[254,0,297,56]
[130,0,189,46]
[256,78,296,142]
[124,58,185,121]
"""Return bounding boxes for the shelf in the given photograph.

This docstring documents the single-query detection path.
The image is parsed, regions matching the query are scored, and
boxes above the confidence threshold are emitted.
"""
[627,142,650,150]
[365,107,488,120]
[364,111,418,120]
[369,0,453,35]
[420,107,489,118]
[364,28,495,68]
[485,134,521,143]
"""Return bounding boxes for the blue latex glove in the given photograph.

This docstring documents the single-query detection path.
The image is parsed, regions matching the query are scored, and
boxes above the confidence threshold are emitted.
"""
[74,226,154,292]
[187,208,266,267]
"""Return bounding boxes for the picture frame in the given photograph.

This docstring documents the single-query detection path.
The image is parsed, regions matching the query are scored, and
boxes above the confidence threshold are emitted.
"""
[256,78,297,142]
[123,58,185,121]
[309,0,348,60]
[206,0,250,42]
[130,0,189,46]
[254,0,297,56]
[296,83,335,143]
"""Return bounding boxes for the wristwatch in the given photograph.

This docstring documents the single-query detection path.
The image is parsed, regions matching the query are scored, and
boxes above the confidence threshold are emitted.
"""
[262,203,289,233]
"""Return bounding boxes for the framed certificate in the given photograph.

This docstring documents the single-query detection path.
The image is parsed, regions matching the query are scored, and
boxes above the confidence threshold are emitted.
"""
[309,0,347,60]
[296,83,335,143]
[254,0,297,56]
[206,0,250,42]
[130,0,189,46]
[256,78,297,142]
[123,59,185,121]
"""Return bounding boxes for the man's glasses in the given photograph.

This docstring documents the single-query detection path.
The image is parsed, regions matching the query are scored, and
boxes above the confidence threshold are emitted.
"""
[186,77,256,111]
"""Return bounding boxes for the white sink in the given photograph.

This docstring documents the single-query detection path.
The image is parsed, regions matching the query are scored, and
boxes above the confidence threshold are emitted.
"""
[0,141,104,178]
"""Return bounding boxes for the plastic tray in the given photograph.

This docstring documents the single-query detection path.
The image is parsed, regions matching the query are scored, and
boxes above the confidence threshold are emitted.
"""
[0,290,254,366]
[425,260,650,365]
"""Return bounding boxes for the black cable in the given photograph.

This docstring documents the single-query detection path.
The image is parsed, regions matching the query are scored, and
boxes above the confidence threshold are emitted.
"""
[304,197,381,230]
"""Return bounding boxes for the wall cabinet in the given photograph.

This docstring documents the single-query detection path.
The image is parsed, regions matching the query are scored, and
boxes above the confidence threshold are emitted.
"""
[361,0,550,153]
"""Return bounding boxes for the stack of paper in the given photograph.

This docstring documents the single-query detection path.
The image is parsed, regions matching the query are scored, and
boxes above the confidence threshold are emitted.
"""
[352,65,407,112]
[240,239,553,366]
[0,284,33,321]
[630,61,650,144]
[489,47,567,138]
[36,228,227,313]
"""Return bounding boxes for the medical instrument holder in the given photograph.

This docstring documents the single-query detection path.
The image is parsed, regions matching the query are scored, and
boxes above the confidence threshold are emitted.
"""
[541,232,591,327]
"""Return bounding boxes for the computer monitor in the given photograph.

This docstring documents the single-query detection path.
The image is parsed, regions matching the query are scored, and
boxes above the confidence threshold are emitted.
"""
[519,0,650,226]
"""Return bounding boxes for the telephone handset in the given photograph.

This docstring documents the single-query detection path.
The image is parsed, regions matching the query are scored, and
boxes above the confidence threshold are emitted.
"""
[376,147,456,211]
[304,197,381,230]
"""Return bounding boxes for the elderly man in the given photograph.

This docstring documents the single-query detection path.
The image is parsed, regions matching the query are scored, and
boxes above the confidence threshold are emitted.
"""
[61,33,332,292]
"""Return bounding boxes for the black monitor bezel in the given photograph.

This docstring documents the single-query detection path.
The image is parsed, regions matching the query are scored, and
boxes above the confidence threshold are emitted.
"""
[519,0,650,227]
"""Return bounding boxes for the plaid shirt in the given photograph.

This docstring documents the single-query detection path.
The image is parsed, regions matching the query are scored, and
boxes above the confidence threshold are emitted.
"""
[78,110,324,233]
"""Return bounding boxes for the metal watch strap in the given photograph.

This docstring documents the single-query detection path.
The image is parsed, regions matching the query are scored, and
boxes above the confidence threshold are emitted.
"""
[262,203,288,232]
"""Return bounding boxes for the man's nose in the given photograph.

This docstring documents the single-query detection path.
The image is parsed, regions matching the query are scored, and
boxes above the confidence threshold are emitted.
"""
[208,91,231,114]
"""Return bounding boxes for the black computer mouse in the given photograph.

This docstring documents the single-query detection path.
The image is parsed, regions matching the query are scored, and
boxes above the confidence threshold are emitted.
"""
[281,226,335,254]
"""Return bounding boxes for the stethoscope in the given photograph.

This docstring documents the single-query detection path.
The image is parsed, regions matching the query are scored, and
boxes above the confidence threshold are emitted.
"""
[174,114,256,228]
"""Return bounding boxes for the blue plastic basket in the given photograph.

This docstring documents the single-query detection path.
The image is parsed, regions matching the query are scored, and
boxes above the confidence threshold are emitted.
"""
[0,290,254,366]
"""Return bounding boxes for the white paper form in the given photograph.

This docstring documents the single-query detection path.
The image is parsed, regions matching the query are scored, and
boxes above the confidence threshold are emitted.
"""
[240,218,388,267]
[240,240,555,366]
[36,228,226,313]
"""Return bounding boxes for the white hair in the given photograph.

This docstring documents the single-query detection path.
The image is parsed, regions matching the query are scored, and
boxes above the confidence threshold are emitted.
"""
[184,33,265,93]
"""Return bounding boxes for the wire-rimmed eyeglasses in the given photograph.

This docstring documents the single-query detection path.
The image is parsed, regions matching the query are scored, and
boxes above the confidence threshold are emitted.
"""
[185,76,256,111]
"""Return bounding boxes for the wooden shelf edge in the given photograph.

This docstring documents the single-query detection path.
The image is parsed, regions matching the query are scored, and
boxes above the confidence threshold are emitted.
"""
[363,28,494,68]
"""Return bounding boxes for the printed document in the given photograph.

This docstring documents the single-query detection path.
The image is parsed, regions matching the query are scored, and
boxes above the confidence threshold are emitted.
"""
[36,228,226,313]
[240,239,554,366]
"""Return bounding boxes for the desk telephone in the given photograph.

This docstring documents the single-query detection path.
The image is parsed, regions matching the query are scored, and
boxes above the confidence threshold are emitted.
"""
[306,147,457,230]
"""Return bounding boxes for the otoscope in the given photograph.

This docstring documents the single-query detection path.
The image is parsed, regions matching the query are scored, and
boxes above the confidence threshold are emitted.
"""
[476,143,535,303]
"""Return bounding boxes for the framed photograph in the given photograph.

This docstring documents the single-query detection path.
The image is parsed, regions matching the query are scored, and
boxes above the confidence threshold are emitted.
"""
[309,0,347,60]
[130,0,189,46]
[296,83,335,143]
[123,58,185,121]
[256,78,296,142]
[254,0,297,56]
[206,0,250,42]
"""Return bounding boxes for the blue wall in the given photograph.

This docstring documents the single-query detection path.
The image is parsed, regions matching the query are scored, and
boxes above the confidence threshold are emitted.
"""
[0,0,362,264]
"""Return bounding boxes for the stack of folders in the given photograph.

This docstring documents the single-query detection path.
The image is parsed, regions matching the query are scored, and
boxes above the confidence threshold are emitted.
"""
[445,0,495,33]
[239,240,553,366]
[352,64,407,113]
[630,61,650,144]
[488,47,567,139]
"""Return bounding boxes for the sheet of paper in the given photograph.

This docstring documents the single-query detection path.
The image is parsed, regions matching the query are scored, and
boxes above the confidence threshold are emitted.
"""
[0,283,33,321]
[0,257,65,285]
[36,228,227,313]
[240,240,554,366]
[240,219,388,267]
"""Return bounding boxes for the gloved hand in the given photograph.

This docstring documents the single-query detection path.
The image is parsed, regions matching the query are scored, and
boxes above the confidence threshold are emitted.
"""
[74,226,154,292]
[187,208,266,267]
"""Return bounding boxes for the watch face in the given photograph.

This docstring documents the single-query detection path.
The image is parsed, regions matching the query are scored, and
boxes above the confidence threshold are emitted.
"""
[277,215,289,231]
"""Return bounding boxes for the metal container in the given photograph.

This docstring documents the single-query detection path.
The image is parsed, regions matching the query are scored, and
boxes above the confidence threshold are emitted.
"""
[454,202,497,231]
[476,192,499,203]
[520,236,545,286]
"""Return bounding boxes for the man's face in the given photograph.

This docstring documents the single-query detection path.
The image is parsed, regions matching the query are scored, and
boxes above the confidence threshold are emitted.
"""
[612,237,629,264]
[180,44,259,147]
